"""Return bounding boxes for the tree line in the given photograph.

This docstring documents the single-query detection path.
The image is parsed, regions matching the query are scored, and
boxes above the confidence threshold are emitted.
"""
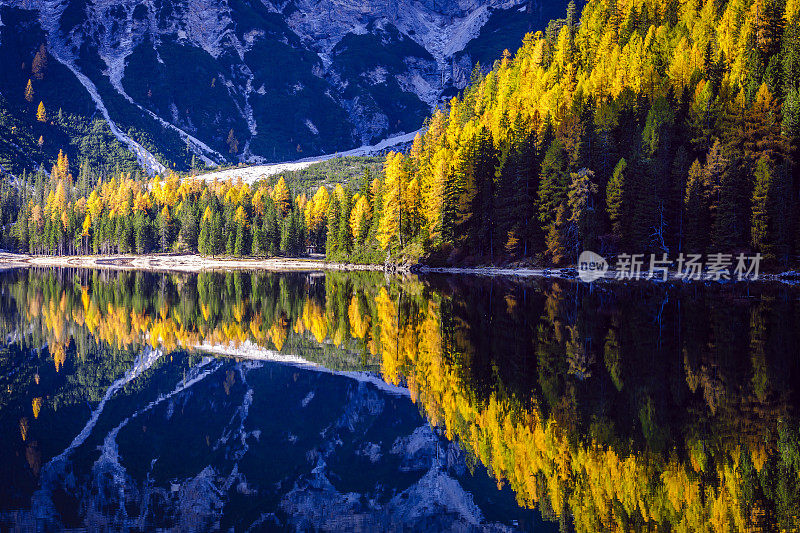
[0,142,391,262]
[360,0,800,266]
[3,0,800,268]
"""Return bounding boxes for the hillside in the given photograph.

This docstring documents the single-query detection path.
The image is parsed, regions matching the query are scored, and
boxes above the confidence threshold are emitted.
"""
[353,0,800,266]
[4,0,799,272]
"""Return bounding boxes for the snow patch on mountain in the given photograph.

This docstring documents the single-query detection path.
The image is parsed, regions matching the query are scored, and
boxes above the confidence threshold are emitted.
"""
[190,128,422,185]
[304,119,319,134]
[195,340,410,397]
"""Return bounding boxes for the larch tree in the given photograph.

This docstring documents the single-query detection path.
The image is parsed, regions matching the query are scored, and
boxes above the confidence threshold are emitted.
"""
[227,129,239,155]
[31,44,47,80]
[377,152,406,251]
[272,177,292,217]
[25,79,34,103]
[36,101,47,123]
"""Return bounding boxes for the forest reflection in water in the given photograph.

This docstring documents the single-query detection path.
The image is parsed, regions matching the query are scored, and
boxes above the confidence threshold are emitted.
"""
[1,267,799,531]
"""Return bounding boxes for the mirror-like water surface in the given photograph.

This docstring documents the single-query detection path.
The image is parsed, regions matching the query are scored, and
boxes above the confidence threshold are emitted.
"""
[1,268,799,531]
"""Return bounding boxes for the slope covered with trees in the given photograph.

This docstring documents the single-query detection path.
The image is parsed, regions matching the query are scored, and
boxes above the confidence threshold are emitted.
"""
[4,0,800,269]
[355,0,800,266]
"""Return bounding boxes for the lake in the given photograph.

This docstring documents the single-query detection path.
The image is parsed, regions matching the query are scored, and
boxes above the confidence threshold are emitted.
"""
[0,268,798,531]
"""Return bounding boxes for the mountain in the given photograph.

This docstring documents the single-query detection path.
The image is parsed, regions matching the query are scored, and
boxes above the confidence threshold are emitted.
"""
[336,0,800,266]
[0,0,571,175]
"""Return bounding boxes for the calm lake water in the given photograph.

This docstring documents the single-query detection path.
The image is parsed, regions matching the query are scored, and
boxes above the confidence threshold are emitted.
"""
[0,268,798,531]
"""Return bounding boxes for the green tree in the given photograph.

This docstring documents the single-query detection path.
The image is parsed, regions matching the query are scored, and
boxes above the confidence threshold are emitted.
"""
[606,158,629,244]
[751,155,790,264]
[684,159,709,254]
[537,139,570,237]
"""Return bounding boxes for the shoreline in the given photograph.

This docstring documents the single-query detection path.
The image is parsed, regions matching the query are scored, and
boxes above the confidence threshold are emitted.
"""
[417,265,800,285]
[0,253,383,274]
[0,253,797,286]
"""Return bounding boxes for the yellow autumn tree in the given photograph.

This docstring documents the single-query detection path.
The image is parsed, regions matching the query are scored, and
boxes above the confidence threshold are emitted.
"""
[350,194,371,244]
[36,101,46,122]
[272,177,291,216]
[377,152,407,250]
[24,79,33,102]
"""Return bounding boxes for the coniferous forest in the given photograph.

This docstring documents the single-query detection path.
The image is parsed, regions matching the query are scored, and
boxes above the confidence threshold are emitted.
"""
[2,0,799,268]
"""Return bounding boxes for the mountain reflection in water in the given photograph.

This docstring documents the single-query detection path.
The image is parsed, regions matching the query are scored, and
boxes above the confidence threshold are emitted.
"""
[0,268,798,531]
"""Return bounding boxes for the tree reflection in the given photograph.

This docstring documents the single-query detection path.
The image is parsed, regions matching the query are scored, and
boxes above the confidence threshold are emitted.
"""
[0,269,798,530]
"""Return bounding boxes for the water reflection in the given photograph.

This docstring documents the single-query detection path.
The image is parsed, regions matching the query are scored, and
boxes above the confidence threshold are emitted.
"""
[0,268,799,530]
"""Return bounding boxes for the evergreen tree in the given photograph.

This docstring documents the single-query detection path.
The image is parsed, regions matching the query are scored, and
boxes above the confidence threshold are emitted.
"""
[134,211,152,254]
[233,206,248,257]
[326,194,341,258]
[683,160,709,254]
[537,139,570,237]
[751,155,791,264]
[212,209,224,256]
[158,206,172,251]
[567,169,599,259]
[264,199,279,255]
[606,158,629,245]
[337,189,352,255]
[179,200,199,250]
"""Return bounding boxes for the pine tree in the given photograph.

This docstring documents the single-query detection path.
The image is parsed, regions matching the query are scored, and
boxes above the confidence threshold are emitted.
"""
[606,158,629,244]
[158,206,172,251]
[683,160,709,254]
[251,219,264,256]
[31,44,47,80]
[179,200,199,249]
[24,79,34,103]
[198,217,209,255]
[471,125,499,257]
[36,101,47,123]
[495,120,538,256]
[703,141,733,251]
[212,208,224,256]
[751,155,791,264]
[264,199,279,255]
[537,139,569,236]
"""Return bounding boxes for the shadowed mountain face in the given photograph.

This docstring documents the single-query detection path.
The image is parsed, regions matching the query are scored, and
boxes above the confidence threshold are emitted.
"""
[3,355,542,530]
[0,0,570,172]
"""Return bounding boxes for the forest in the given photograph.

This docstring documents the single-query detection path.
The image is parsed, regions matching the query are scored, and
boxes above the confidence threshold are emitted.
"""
[1,0,799,267]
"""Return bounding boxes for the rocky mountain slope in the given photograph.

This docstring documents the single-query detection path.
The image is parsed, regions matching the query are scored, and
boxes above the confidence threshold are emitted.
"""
[0,0,570,173]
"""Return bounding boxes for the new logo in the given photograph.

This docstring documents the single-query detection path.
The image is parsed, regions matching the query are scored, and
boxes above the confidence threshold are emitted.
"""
[578,251,608,282]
